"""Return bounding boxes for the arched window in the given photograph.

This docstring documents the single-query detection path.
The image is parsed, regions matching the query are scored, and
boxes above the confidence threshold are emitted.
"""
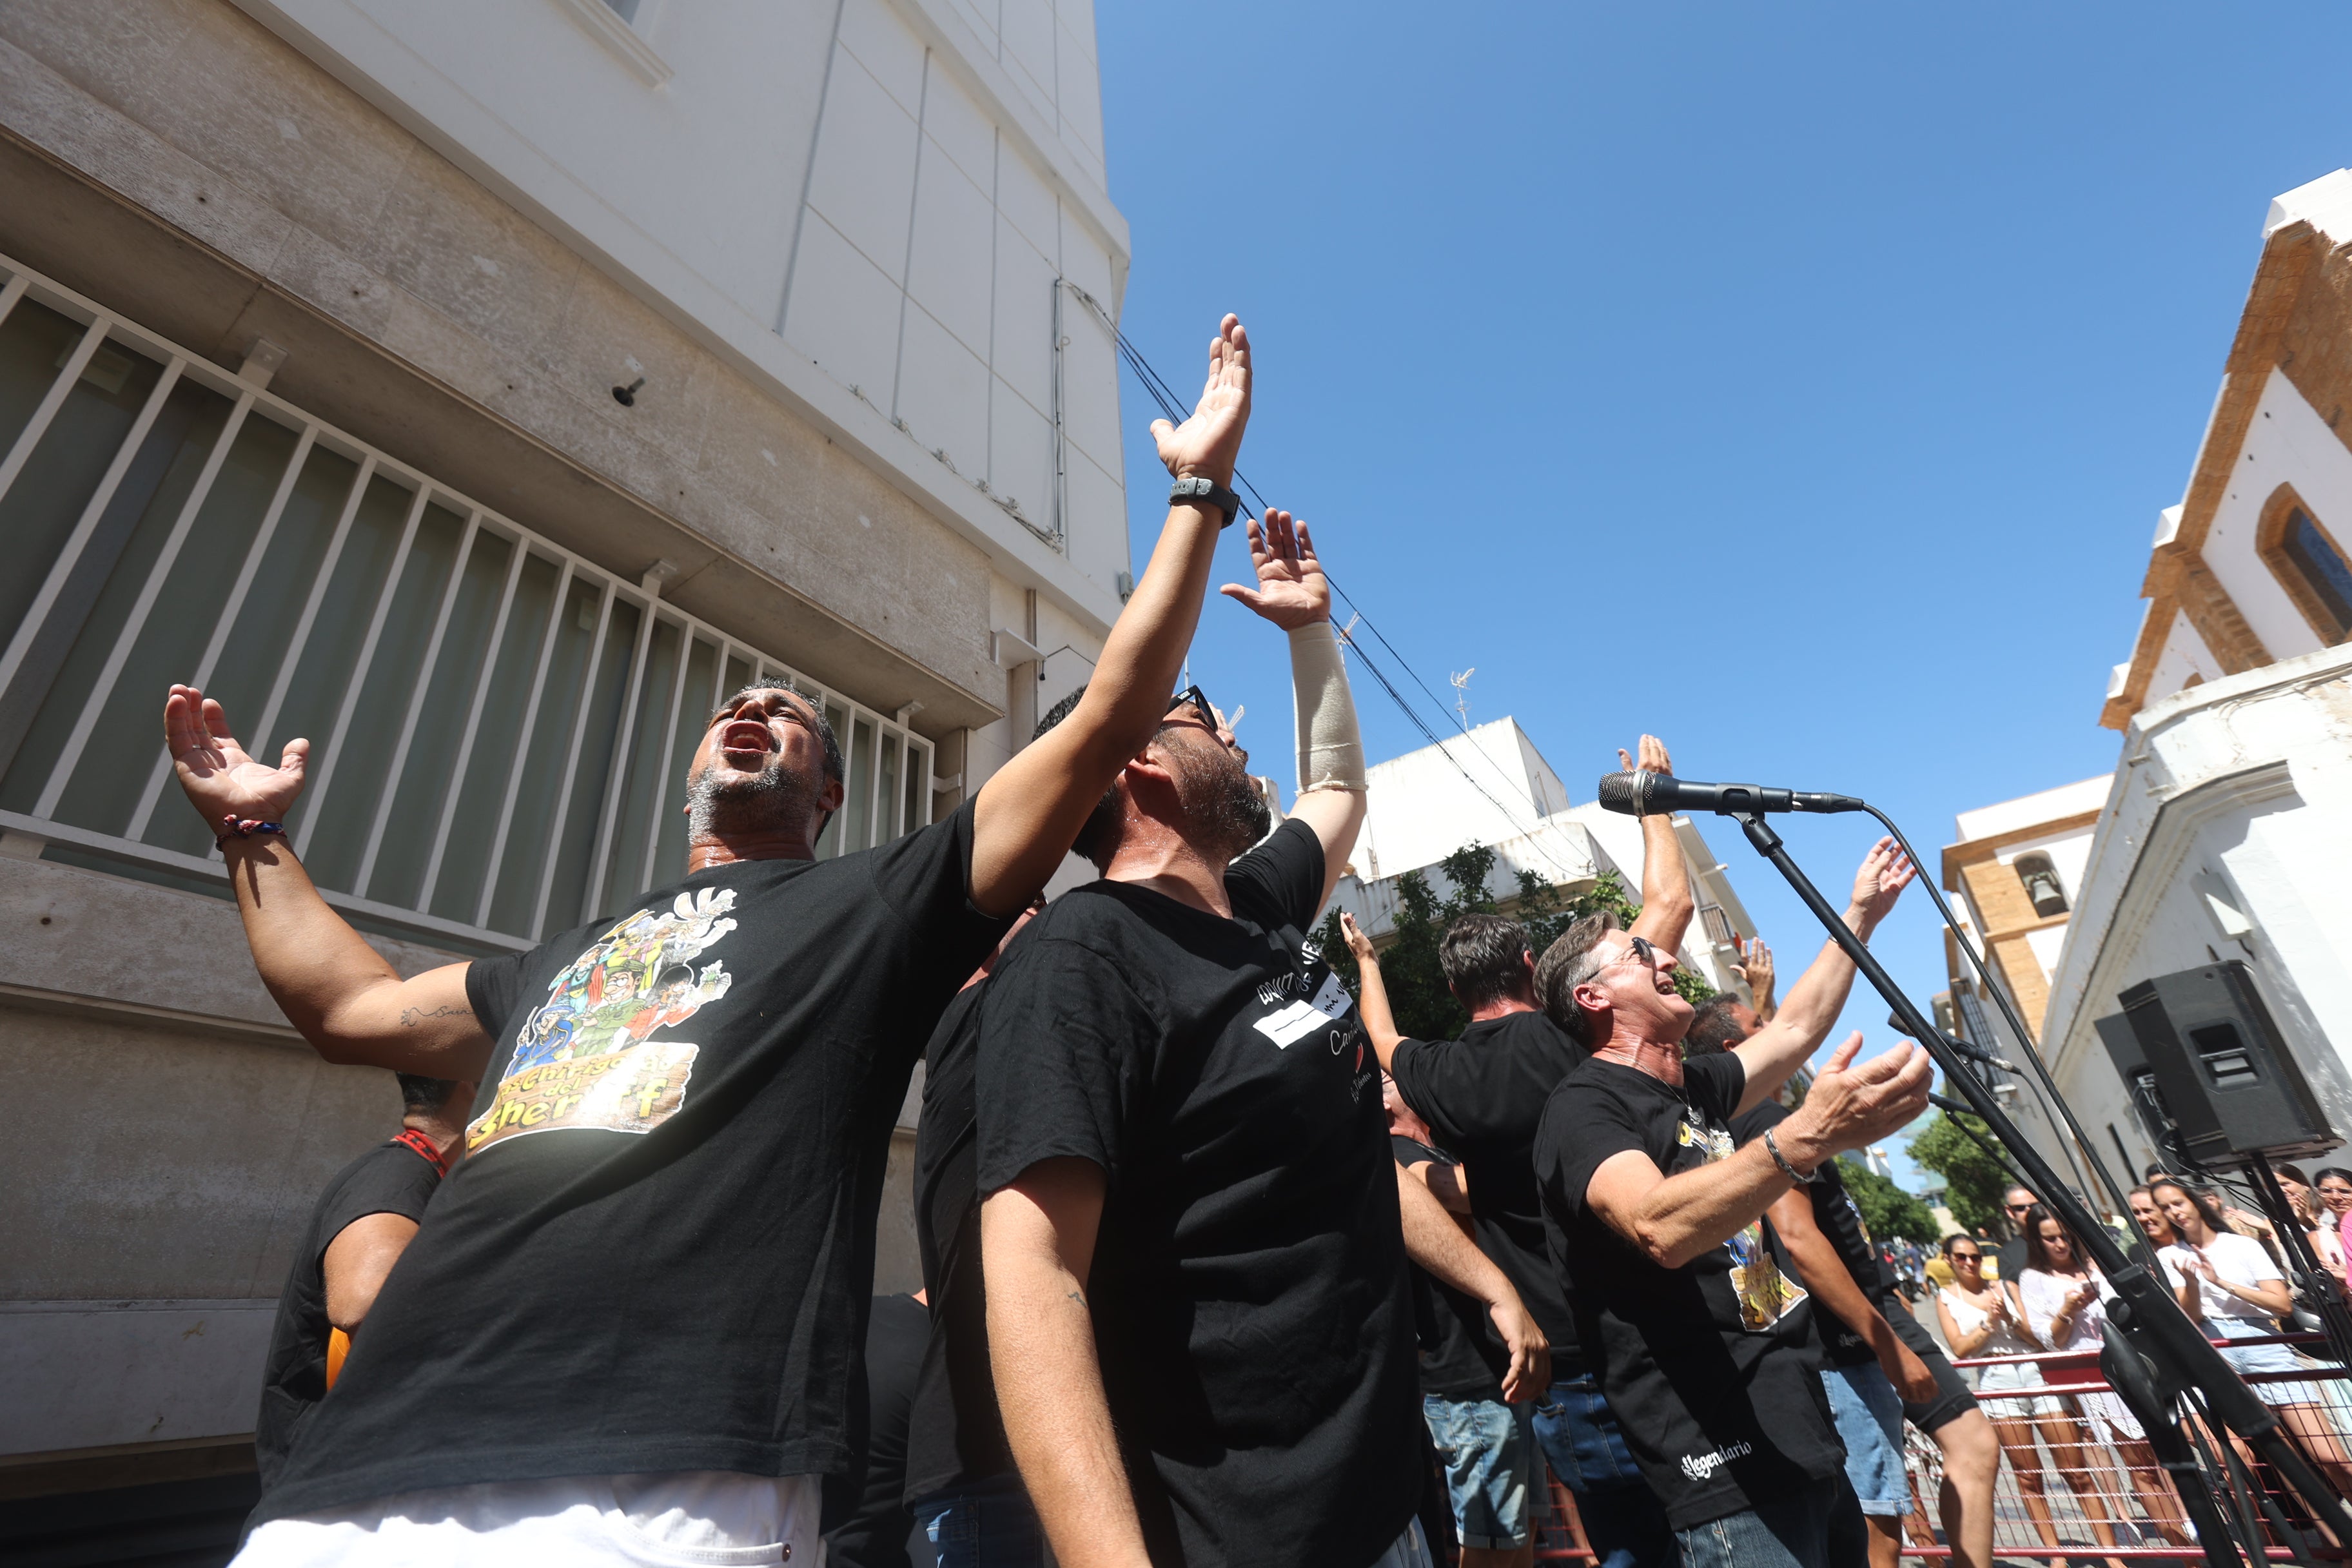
[2013,852,2068,918]
[2258,485,2352,644]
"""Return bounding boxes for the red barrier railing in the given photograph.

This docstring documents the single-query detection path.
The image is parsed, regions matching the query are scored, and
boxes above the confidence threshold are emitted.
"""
[1518,1335,2352,1563]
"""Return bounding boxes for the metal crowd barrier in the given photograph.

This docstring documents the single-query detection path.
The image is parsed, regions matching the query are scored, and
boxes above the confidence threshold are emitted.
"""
[1522,1335,2352,1563]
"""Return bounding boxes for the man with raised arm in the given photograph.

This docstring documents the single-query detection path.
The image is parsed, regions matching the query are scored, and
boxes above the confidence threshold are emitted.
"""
[1532,840,1932,1568]
[167,317,1260,1567]
[1362,736,1693,1568]
[975,507,1547,1568]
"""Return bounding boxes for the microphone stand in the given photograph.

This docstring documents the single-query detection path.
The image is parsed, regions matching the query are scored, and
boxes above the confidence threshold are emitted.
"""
[1729,808,2351,1562]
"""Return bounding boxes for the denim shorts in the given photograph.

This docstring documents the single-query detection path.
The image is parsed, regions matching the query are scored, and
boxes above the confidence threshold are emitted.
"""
[1422,1394,1535,1550]
[1819,1366,1911,1516]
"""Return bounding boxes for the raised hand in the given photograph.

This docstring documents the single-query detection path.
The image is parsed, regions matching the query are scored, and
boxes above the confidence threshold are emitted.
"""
[1616,734,1673,776]
[1219,507,1328,631]
[1785,1032,1932,1161]
[1151,314,1250,485]
[1849,836,1916,932]
[1338,911,1377,966]
[1731,935,1774,997]
[165,685,308,834]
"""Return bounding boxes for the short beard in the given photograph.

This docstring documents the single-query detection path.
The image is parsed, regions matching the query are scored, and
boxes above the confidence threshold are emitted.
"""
[1162,732,1271,863]
[686,754,826,843]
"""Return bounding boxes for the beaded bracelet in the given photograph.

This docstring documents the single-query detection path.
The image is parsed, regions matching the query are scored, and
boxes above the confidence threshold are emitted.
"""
[216,816,287,848]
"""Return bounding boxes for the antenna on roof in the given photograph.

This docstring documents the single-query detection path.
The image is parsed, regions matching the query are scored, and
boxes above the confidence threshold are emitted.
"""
[1450,667,1475,731]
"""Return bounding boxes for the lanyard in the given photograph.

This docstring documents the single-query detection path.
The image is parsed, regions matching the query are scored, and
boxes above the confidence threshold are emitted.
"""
[393,1128,450,1177]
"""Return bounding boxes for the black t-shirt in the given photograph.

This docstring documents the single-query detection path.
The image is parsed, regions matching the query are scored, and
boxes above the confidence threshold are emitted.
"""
[974,821,1420,1568]
[1393,1134,1507,1403]
[1732,1099,1885,1371]
[902,980,1010,1504]
[1534,1054,1841,1530]
[1996,1238,2028,1291]
[253,801,1010,1527]
[827,1293,941,1568]
[253,1138,444,1489]
[1389,1010,1586,1364]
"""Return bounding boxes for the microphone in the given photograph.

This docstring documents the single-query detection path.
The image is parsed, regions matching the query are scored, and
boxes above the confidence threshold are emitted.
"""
[1594,771,1865,818]
[1891,1012,2019,1075]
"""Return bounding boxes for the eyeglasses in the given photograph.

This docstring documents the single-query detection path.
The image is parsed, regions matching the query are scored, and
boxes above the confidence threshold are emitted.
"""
[1597,935,1661,975]
[1168,683,1218,731]
[1950,1250,1983,1262]
[2003,1201,2034,1213]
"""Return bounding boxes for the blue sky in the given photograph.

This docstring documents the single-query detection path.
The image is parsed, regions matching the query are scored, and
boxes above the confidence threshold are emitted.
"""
[1094,3,2352,1193]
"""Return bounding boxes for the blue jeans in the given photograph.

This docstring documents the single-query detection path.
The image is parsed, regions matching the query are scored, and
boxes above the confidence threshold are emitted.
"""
[1819,1366,1910,1516]
[1422,1394,1535,1549]
[1531,1371,1680,1568]
[911,1475,1044,1568]
[1672,1476,1865,1568]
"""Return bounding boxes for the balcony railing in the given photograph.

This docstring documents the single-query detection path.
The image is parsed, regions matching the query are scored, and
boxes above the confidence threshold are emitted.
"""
[0,252,931,954]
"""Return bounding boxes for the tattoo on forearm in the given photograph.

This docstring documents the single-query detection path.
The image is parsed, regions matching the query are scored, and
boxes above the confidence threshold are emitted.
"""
[400,1004,473,1028]
[1064,1289,1086,1307]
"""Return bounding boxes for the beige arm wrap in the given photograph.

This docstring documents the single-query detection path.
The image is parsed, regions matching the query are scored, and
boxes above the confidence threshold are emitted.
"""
[1289,621,1366,795]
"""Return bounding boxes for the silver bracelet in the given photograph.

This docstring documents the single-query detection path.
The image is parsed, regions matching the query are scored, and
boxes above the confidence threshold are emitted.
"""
[1764,1126,1819,1184]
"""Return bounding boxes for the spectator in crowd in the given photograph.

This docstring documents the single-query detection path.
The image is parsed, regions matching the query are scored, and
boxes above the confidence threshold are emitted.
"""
[904,898,1048,1568]
[1994,1186,2037,1296]
[977,506,1547,1568]
[2315,1168,2352,1283]
[1934,1236,2104,1567]
[1533,838,1932,1568]
[1371,736,1694,1568]
[188,312,1263,1564]
[2015,1206,2186,1554]
[1385,1066,1536,1568]
[2127,1186,2178,1255]
[2274,1164,2346,1286]
[2151,1179,2352,1494]
[827,1293,941,1568]
[253,1073,471,1493]
[1685,1019,1997,1568]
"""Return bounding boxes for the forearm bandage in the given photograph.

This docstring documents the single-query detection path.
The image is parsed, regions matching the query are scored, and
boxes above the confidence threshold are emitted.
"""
[1290,622,1366,794]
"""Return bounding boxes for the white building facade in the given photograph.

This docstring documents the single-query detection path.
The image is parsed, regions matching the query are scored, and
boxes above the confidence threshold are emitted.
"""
[1983,171,2352,1187]
[0,0,1126,1499]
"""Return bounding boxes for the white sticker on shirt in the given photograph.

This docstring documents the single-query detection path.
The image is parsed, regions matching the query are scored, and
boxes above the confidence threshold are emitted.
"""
[1254,970,1353,1048]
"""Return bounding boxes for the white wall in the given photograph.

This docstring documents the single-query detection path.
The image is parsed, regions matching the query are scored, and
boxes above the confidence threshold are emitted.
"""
[2143,609,2226,709]
[1355,718,1569,883]
[2198,367,2352,663]
[238,0,1133,608]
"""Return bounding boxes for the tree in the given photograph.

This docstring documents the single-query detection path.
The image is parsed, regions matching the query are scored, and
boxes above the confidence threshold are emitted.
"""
[1908,1110,2010,1235]
[1317,845,1710,1044]
[1837,1157,1940,1244]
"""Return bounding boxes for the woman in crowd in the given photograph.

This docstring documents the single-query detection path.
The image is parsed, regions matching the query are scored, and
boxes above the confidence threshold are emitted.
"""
[2317,1168,2352,1274]
[1937,1234,2127,1567]
[2016,1206,2192,1551]
[2150,1178,2352,1495]
[2280,1164,2349,1286]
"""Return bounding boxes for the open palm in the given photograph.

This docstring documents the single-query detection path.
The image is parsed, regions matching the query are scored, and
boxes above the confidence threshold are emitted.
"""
[1219,507,1329,631]
[1151,314,1251,483]
[165,684,308,828]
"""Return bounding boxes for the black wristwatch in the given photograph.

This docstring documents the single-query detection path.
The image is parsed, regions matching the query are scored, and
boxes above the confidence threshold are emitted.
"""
[1169,475,1241,529]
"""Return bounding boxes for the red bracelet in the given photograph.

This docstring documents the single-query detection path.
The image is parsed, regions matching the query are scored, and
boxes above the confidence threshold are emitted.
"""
[216,816,287,848]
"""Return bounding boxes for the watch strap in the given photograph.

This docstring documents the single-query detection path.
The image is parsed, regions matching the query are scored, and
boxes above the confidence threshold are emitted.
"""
[1169,475,1240,528]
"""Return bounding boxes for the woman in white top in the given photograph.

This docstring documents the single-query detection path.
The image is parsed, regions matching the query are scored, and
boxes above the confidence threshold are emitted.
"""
[2151,1179,2352,1496]
[1937,1234,2122,1568]
[2017,1207,2191,1550]
[2276,1163,2347,1288]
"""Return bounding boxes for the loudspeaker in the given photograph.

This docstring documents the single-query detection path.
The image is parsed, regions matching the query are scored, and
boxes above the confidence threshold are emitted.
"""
[2093,1011,2198,1176]
[2117,961,2338,1168]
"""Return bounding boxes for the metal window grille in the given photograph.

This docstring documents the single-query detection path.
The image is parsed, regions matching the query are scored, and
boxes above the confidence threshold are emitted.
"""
[1698,901,1736,946]
[0,253,933,953]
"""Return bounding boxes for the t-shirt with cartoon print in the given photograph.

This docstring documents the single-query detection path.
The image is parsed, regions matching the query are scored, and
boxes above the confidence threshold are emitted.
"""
[974,819,1421,1568]
[249,799,1011,1529]
[1534,1052,1843,1531]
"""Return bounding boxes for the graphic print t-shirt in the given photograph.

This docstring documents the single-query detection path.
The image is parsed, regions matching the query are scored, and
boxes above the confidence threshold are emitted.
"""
[253,1138,444,1489]
[253,801,1010,1527]
[1389,1010,1589,1366]
[1731,1098,1883,1369]
[975,821,1421,1568]
[1393,1134,1508,1403]
[1534,1054,1841,1530]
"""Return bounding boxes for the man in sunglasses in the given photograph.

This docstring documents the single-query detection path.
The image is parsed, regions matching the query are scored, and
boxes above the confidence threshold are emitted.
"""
[1531,839,1933,1568]
[172,317,1262,1566]
[975,505,1545,1568]
[1993,1187,2038,1308]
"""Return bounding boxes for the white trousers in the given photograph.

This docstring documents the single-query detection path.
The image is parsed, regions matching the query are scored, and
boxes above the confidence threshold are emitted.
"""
[233,1471,822,1567]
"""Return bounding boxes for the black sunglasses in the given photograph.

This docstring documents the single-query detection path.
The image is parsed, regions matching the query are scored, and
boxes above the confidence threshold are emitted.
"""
[1169,684,1217,730]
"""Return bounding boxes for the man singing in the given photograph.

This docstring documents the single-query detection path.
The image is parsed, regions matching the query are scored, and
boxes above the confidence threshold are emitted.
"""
[169,316,1264,1566]
[1533,841,1930,1568]
[976,507,1547,1568]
